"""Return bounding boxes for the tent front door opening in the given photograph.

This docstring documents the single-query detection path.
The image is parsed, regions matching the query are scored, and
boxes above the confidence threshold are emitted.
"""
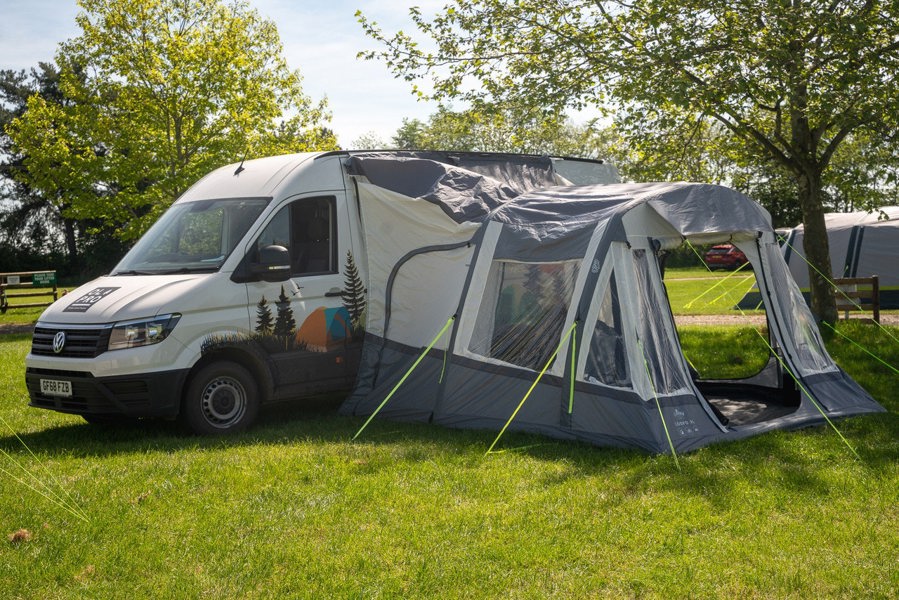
[662,246,802,427]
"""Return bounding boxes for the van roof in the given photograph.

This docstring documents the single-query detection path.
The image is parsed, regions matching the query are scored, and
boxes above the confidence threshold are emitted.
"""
[177,150,619,204]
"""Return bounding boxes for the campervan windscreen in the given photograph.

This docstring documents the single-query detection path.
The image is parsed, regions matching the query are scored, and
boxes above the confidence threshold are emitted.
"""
[112,198,270,275]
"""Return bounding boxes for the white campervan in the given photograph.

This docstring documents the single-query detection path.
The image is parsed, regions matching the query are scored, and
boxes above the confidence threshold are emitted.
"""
[24,151,618,434]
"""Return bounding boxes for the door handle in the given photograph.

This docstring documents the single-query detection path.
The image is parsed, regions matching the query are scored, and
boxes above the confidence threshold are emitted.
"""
[325,288,343,297]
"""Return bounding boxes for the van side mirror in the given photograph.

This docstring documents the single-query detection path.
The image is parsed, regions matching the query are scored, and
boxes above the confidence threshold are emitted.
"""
[250,245,291,282]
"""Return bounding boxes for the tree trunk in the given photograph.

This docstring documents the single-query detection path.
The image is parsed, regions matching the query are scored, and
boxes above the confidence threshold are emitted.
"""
[63,217,80,275]
[796,170,837,324]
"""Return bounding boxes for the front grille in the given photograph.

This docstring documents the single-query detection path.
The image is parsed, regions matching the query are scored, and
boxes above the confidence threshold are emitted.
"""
[31,325,112,358]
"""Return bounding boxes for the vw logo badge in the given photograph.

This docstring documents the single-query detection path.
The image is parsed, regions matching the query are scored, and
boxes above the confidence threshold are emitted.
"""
[52,331,66,354]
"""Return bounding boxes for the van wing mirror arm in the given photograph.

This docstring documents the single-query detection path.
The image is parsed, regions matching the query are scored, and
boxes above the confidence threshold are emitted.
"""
[231,245,292,283]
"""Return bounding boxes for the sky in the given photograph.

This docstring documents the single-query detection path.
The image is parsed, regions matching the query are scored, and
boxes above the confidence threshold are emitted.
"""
[0,0,446,147]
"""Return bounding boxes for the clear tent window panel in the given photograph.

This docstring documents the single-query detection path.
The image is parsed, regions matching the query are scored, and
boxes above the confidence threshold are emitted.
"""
[469,260,580,370]
[632,249,691,395]
[584,272,631,387]
[764,243,835,374]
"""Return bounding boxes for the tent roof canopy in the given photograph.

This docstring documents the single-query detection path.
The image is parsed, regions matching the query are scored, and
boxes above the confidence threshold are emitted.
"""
[345,151,621,224]
[794,205,899,230]
[488,182,774,249]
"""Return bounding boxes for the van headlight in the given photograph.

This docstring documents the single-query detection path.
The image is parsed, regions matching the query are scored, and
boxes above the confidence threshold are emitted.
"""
[107,314,181,351]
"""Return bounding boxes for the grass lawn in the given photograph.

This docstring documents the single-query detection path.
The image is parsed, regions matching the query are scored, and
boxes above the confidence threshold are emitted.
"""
[663,267,763,315]
[1,319,897,598]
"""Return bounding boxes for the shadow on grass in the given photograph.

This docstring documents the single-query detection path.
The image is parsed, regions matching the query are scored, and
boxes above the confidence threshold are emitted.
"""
[0,395,353,457]
[3,392,896,505]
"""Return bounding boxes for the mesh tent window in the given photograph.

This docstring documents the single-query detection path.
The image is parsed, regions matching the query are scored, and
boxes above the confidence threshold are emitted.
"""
[470,260,580,370]
[584,271,631,387]
[763,242,835,374]
[631,249,692,395]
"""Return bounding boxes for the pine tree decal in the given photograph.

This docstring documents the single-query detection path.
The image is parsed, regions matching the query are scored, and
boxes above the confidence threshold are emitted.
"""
[341,250,367,335]
[273,285,297,347]
[255,295,274,335]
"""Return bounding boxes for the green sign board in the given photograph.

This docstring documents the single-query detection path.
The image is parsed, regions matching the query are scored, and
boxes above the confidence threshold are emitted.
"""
[32,272,56,286]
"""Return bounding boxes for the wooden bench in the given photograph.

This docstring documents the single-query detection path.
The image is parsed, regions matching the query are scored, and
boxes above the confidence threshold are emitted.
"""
[834,276,880,324]
[0,271,58,314]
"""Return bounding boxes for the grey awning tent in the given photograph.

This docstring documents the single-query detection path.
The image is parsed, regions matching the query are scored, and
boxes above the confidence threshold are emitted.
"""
[339,154,884,454]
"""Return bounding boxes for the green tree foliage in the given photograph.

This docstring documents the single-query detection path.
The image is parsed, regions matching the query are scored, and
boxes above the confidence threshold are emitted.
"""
[390,103,613,158]
[359,1,899,322]
[350,131,389,150]
[609,115,897,228]
[8,0,338,242]
[391,118,429,150]
[0,67,65,259]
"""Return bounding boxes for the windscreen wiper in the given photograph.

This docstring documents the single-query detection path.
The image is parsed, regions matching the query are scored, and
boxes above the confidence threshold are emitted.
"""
[158,266,219,274]
[111,269,158,276]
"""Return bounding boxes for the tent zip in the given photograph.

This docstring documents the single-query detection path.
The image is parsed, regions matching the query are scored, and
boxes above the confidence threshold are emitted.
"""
[371,240,472,388]
[568,323,577,414]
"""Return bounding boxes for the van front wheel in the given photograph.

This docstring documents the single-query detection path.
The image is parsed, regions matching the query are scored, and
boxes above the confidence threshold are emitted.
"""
[182,361,259,435]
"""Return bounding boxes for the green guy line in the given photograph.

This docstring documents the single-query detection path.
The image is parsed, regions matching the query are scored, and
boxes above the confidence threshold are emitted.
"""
[686,240,713,273]
[821,321,899,376]
[1,416,89,522]
[638,339,680,470]
[684,261,752,309]
[0,464,90,523]
[706,275,758,309]
[353,315,455,440]
[750,329,861,461]
[487,322,577,455]
[783,239,899,346]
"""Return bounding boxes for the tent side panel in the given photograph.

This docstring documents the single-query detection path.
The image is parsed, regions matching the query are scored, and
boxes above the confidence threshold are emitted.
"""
[801,369,886,416]
[569,388,730,454]
[855,225,899,287]
[357,181,479,338]
[433,358,575,441]
[340,336,444,422]
[567,385,662,453]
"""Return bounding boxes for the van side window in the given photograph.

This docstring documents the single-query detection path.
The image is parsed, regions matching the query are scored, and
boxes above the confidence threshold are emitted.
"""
[254,196,337,276]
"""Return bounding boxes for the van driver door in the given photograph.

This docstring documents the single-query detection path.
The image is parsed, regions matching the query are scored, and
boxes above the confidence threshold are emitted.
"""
[245,193,363,399]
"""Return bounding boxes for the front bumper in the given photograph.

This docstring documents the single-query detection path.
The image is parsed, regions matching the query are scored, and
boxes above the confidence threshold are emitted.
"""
[25,367,189,419]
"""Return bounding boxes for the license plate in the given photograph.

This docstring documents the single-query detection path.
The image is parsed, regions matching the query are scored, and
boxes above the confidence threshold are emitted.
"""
[40,379,73,397]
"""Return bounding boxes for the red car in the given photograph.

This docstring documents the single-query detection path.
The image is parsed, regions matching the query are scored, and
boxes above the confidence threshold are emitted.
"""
[704,244,749,270]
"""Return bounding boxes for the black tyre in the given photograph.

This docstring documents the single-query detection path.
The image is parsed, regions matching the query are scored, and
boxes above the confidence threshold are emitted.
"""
[182,361,259,435]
